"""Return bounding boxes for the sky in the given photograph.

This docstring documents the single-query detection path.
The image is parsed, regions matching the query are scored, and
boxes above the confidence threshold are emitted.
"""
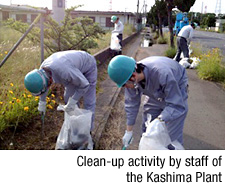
[0,0,224,14]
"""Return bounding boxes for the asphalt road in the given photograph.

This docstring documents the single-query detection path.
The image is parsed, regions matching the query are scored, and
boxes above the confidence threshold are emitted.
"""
[192,30,225,57]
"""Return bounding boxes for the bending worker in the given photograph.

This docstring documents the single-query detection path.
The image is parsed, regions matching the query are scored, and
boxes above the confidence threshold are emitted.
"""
[111,15,124,55]
[108,55,189,148]
[24,50,97,149]
[174,22,195,62]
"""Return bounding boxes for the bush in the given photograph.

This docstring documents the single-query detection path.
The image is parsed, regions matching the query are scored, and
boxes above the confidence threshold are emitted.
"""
[157,36,167,44]
[164,46,177,58]
[197,48,225,82]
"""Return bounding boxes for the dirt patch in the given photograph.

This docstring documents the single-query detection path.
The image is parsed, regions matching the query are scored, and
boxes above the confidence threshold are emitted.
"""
[98,88,126,150]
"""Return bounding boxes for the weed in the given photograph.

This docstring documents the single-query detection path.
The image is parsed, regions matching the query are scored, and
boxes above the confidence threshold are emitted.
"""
[197,48,225,82]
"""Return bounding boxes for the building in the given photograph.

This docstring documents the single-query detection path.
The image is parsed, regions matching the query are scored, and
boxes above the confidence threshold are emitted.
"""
[71,10,136,31]
[0,4,41,24]
[0,4,136,31]
[215,19,225,32]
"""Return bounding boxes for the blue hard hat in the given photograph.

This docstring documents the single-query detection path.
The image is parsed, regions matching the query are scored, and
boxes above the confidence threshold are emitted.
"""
[24,69,49,96]
[108,55,136,87]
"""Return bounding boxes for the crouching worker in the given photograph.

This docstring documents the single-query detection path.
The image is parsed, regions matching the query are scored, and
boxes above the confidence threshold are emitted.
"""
[24,50,97,150]
[108,55,188,149]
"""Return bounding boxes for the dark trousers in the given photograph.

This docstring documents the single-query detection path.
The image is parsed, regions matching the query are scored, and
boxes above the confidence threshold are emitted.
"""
[174,36,189,62]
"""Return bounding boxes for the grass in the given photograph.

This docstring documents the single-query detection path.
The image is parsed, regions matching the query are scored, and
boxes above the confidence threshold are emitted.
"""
[157,36,167,44]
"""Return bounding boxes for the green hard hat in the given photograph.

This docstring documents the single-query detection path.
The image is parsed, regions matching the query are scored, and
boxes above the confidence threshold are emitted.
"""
[111,15,117,23]
[24,69,49,96]
[108,55,136,87]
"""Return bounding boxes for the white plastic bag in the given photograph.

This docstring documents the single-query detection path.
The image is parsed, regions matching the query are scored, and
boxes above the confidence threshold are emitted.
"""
[110,32,121,51]
[139,114,184,150]
[55,104,92,150]
[179,57,191,68]
[189,57,201,69]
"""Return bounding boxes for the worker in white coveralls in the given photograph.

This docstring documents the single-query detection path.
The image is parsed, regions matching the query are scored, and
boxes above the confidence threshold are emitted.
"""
[24,50,97,149]
[108,55,188,149]
[174,22,195,62]
[111,15,124,55]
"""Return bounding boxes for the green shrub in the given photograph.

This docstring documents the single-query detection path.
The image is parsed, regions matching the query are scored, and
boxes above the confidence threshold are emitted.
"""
[197,48,225,82]
[157,36,167,44]
[164,46,177,58]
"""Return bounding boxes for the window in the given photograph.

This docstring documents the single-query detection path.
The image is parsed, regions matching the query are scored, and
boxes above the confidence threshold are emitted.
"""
[89,16,95,23]
[100,17,105,27]
[16,14,27,22]
[31,14,38,22]
[106,17,114,27]
[2,11,9,20]
[58,0,63,8]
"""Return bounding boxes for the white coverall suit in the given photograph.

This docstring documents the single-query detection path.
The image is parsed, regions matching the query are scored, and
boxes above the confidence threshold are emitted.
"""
[112,20,124,53]
[39,50,97,130]
[125,56,188,144]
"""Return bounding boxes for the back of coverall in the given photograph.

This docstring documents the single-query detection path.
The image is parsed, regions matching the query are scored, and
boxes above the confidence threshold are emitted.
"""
[125,56,188,144]
[39,50,97,130]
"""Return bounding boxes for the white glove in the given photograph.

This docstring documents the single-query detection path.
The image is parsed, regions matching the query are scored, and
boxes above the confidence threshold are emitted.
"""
[64,97,77,114]
[145,118,165,137]
[122,130,133,148]
[38,101,46,114]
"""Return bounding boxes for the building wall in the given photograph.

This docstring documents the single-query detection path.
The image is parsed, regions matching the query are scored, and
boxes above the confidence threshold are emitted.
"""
[215,19,225,32]
[0,6,136,31]
[72,12,136,31]
[0,10,38,24]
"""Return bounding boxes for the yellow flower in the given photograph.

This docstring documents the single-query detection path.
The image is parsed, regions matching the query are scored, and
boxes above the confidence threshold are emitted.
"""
[12,97,16,100]
[4,51,8,54]
[10,83,14,87]
[24,107,29,111]
[51,100,56,104]
[46,97,50,103]
[23,94,26,98]
[16,99,21,103]
[9,101,14,104]
[9,90,13,94]
[27,94,32,98]
[47,105,53,109]
[35,97,39,101]
[0,102,3,105]
[51,94,55,98]
[60,96,63,100]
[0,54,3,56]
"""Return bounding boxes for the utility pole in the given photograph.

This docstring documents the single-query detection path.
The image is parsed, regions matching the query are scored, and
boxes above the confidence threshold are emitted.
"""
[136,0,140,31]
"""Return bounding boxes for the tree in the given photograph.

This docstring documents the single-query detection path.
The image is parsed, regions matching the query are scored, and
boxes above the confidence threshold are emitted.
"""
[165,0,174,47]
[4,7,105,56]
[147,4,158,32]
[174,0,196,12]
[201,13,216,28]
[155,0,167,38]
[165,0,196,47]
